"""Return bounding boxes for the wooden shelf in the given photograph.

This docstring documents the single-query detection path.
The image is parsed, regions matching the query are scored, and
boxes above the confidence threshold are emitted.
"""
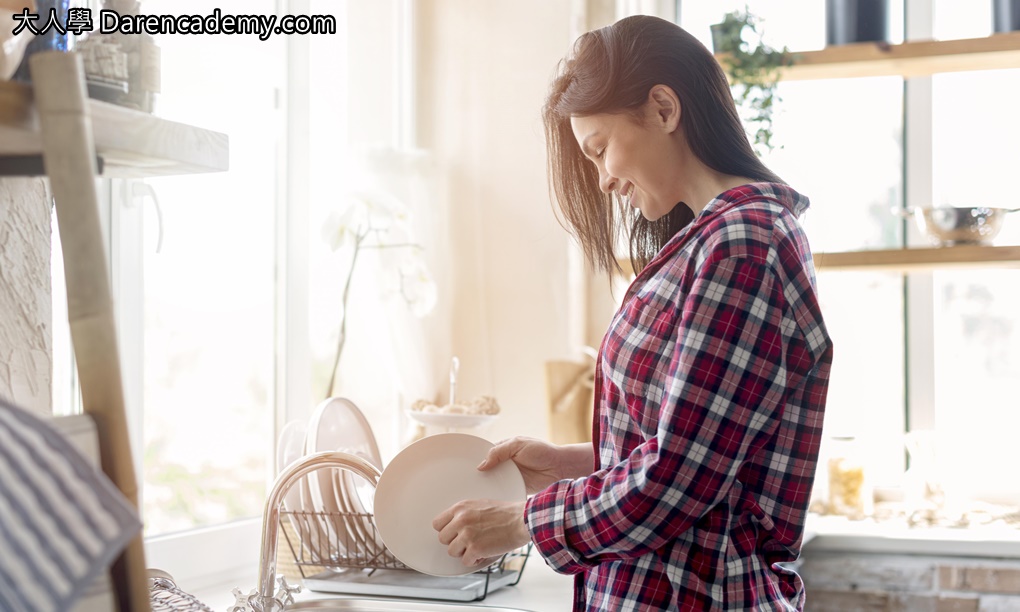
[814,245,1020,272]
[616,246,1020,276]
[0,80,228,178]
[777,31,1020,81]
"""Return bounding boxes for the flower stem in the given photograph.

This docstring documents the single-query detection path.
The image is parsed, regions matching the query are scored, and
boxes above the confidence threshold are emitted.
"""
[326,230,366,398]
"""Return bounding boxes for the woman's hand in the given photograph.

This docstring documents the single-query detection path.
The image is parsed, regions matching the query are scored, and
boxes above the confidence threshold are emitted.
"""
[477,437,593,494]
[432,499,530,567]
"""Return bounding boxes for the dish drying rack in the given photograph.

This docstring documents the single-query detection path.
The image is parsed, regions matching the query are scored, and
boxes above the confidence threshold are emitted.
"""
[279,509,531,602]
[247,451,531,610]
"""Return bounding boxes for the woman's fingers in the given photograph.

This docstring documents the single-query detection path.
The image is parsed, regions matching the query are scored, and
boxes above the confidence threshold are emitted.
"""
[447,537,467,559]
[432,505,455,533]
[432,499,530,563]
[477,437,524,470]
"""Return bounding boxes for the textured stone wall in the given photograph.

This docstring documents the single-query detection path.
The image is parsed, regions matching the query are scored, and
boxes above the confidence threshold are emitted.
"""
[0,178,51,415]
[802,551,1020,611]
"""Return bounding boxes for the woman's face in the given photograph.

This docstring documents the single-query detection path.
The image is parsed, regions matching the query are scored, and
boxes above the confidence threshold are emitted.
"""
[570,106,683,222]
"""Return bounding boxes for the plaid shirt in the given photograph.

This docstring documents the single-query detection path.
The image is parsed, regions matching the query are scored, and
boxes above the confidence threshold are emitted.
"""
[526,183,833,611]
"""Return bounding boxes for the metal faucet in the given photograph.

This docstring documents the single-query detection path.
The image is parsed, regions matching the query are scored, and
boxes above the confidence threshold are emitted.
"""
[247,451,381,611]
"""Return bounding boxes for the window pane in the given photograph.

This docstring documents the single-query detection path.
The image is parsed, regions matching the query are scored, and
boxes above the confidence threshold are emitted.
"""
[756,76,906,489]
[932,68,1020,508]
[816,271,906,487]
[932,269,1020,506]
[680,0,827,51]
[679,4,908,499]
[141,0,282,535]
[762,77,905,253]
[934,0,994,40]
[933,69,1020,244]
[679,7,906,254]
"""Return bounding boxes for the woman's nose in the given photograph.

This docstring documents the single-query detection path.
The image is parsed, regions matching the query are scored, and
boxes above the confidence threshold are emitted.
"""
[598,169,617,194]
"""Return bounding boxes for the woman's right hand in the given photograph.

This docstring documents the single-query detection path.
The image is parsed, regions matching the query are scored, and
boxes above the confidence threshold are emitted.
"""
[477,437,593,495]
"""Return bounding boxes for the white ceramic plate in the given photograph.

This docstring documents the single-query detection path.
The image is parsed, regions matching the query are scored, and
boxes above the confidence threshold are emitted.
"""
[306,397,384,559]
[334,448,383,558]
[405,411,498,430]
[277,420,325,562]
[308,397,383,468]
[374,433,526,577]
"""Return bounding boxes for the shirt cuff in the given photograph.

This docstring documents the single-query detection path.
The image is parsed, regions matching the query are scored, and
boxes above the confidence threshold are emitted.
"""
[525,479,595,575]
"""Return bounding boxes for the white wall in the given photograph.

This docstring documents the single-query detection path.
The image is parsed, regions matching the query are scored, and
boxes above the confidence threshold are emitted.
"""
[0,1,604,444]
[415,0,577,442]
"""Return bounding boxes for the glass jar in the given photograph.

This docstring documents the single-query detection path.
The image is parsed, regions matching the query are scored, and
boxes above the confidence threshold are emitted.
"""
[12,0,72,82]
[827,436,873,519]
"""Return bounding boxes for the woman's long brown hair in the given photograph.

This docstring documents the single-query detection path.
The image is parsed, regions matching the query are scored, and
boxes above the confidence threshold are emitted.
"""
[543,15,783,275]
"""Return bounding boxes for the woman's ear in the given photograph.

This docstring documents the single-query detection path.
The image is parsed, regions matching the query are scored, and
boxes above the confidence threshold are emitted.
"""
[647,85,681,134]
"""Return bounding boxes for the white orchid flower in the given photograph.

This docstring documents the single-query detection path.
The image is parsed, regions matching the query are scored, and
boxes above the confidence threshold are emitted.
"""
[399,254,438,318]
[361,189,412,233]
[321,196,370,251]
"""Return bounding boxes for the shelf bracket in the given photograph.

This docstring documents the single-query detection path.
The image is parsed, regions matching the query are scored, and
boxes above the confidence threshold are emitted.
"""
[0,154,104,176]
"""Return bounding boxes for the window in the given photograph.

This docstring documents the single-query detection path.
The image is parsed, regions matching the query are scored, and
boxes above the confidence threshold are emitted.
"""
[675,0,1020,532]
[50,0,315,588]
[135,0,283,537]
[50,0,426,587]
[929,67,1020,505]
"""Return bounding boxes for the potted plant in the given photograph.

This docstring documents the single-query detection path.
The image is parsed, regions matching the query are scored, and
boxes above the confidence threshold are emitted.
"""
[710,7,792,155]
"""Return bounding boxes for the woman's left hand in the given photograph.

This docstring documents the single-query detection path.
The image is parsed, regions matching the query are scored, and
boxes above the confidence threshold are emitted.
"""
[432,499,530,567]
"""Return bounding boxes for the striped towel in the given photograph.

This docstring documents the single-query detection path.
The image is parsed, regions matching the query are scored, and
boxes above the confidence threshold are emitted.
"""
[0,397,141,612]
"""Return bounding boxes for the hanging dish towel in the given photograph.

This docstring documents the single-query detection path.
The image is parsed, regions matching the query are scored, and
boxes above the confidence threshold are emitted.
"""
[0,397,141,612]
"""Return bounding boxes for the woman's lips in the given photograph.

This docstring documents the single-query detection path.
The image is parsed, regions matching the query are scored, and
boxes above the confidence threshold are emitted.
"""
[621,185,636,207]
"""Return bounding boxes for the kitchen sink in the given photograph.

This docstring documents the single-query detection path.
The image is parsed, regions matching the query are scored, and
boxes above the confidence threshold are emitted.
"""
[287,599,531,612]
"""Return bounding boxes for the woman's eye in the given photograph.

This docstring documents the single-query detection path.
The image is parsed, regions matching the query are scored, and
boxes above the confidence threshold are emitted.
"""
[596,148,606,159]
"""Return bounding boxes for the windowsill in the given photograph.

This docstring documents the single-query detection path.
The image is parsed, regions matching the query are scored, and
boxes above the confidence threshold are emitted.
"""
[145,517,263,596]
[804,513,1020,558]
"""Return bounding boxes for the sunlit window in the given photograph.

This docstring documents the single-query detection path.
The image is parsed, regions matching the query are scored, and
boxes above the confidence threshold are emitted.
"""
[678,2,907,487]
[934,0,993,39]
[930,68,1020,507]
[677,1,1020,527]
[138,0,283,535]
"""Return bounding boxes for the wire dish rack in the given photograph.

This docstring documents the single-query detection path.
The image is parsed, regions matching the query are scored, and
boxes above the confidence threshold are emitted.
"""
[278,508,532,602]
[270,449,534,603]
[145,451,532,611]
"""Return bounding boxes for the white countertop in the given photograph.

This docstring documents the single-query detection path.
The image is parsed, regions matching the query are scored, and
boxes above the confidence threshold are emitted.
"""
[302,557,574,611]
[431,556,574,611]
[192,550,575,611]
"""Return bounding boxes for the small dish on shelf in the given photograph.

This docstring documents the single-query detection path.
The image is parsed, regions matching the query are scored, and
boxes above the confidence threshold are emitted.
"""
[405,410,498,430]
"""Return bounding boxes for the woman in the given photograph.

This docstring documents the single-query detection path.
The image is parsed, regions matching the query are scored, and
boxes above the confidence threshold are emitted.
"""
[432,15,833,611]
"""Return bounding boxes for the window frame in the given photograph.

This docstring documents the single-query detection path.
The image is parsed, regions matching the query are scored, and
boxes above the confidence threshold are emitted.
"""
[76,1,314,591]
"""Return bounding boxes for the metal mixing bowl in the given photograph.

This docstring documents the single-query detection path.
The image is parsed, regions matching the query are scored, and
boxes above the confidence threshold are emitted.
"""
[898,206,1019,246]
